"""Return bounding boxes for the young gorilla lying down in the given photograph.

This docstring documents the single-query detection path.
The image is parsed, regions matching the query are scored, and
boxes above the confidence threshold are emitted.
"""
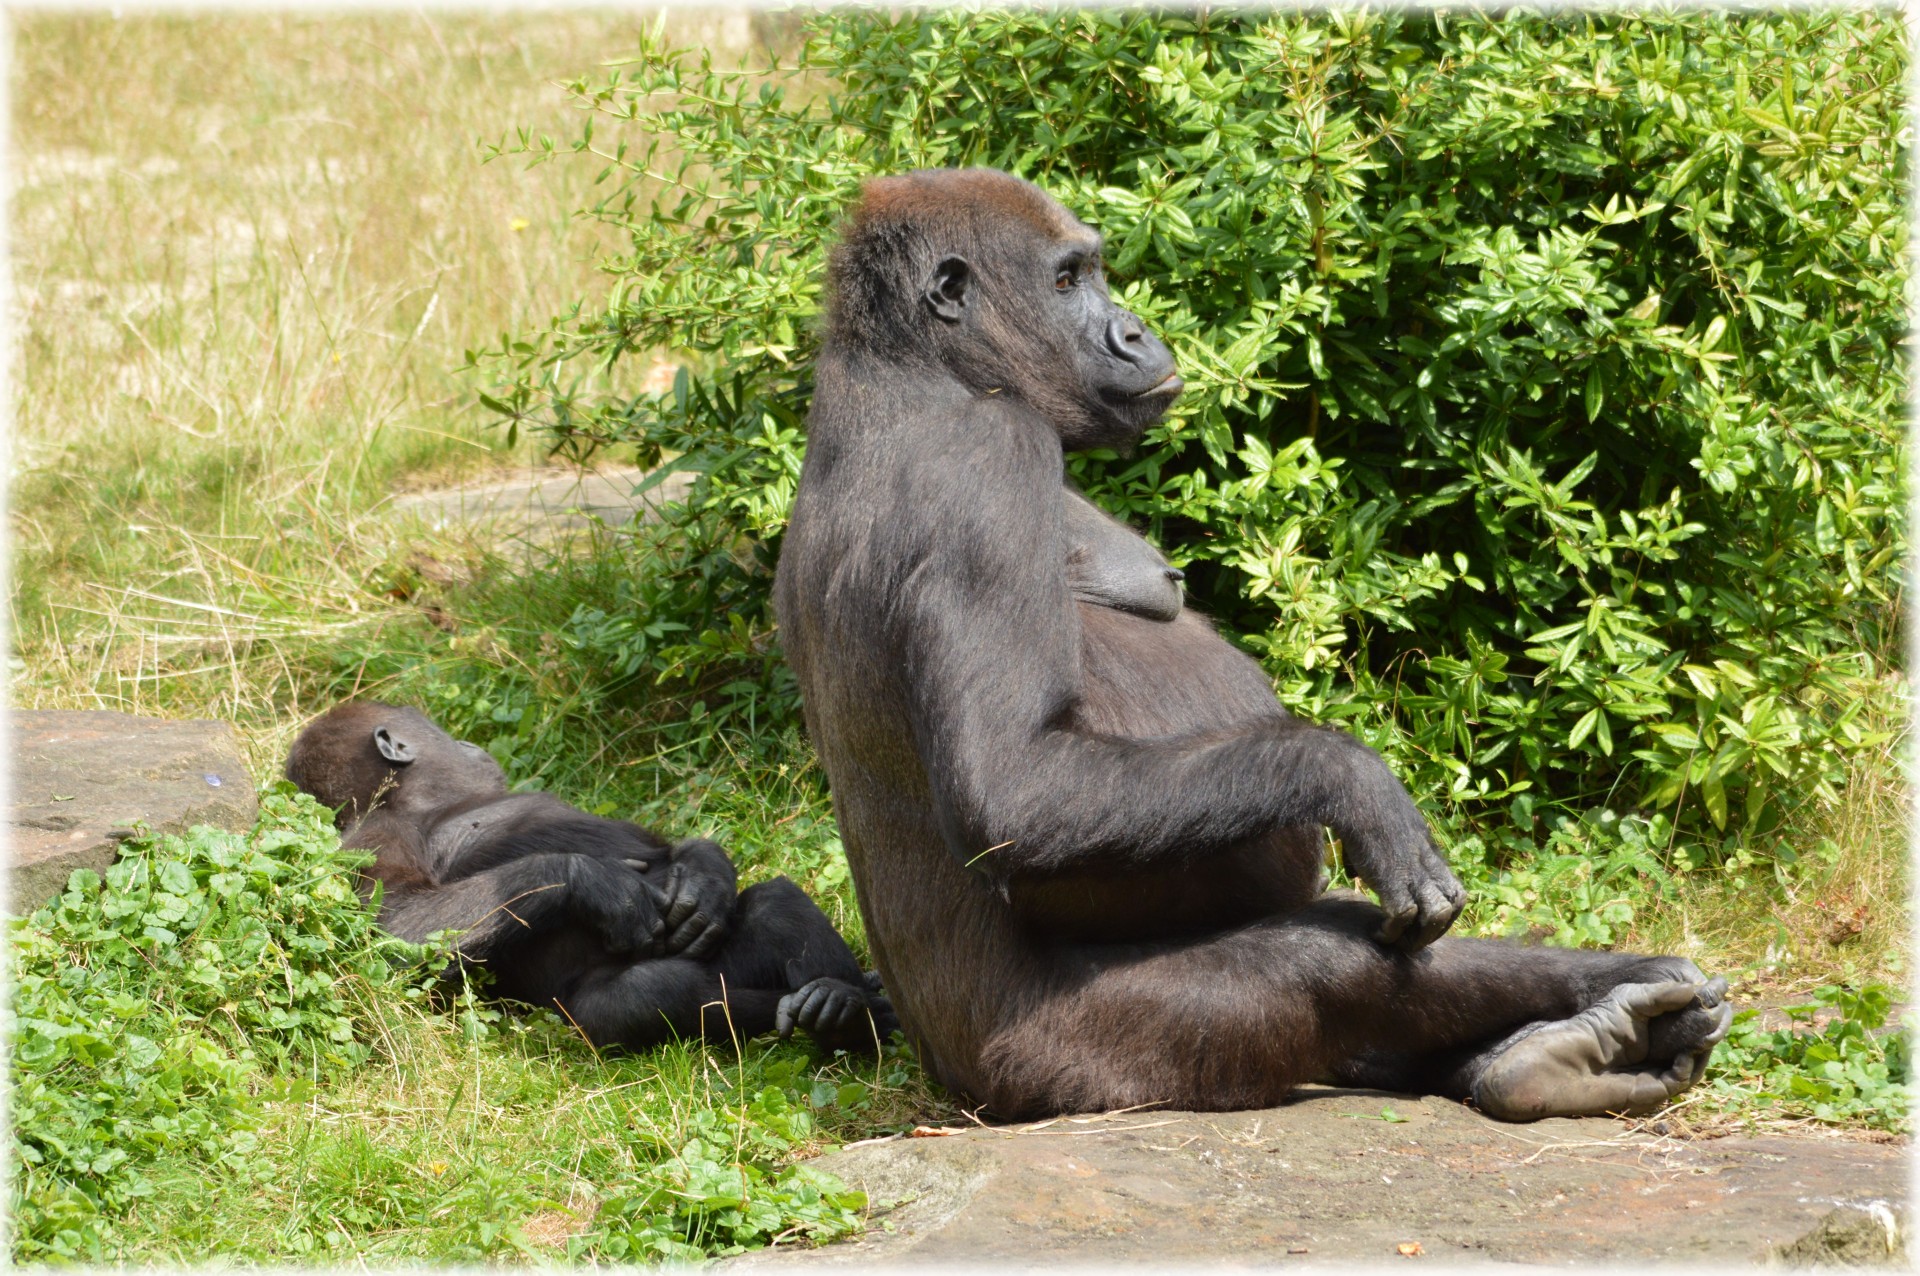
[286,702,897,1052]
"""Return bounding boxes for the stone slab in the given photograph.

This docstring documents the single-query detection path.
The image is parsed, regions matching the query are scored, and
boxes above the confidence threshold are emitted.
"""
[735,1089,1908,1268]
[391,464,691,538]
[9,710,257,912]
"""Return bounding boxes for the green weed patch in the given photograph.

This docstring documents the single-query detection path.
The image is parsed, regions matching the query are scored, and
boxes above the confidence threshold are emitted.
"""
[7,795,892,1264]
[1704,984,1911,1132]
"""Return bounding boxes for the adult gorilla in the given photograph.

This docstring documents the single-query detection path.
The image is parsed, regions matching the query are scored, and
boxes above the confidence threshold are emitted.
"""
[772,169,1729,1121]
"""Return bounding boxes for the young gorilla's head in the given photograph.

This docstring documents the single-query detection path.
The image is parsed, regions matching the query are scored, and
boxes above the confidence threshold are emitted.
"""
[826,168,1183,450]
[285,701,506,826]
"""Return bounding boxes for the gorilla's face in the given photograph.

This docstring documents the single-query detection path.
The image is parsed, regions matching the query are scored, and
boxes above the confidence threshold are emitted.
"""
[896,171,1182,451]
[368,706,508,811]
[1031,232,1182,448]
[286,701,506,823]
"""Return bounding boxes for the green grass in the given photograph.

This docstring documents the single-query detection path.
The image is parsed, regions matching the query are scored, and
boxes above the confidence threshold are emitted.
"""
[8,11,1909,1266]
[10,797,929,1263]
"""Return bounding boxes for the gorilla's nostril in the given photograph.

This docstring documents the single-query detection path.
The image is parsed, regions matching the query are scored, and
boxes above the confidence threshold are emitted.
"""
[1106,315,1150,362]
[1165,569,1185,582]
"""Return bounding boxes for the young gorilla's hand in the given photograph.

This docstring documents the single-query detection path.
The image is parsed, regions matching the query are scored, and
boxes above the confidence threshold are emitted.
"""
[776,965,901,1051]
[776,976,872,1048]
[574,857,670,956]
[650,838,738,960]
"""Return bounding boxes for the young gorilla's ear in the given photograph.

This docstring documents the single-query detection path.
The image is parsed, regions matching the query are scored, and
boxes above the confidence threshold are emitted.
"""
[373,726,416,765]
[924,257,971,323]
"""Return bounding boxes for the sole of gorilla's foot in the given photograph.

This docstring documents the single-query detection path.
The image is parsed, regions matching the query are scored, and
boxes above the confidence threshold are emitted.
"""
[1473,979,1732,1122]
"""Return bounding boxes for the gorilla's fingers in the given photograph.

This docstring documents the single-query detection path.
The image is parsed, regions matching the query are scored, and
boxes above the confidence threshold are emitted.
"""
[1698,975,1730,1008]
[775,993,799,1039]
[790,983,822,1028]
[1674,999,1732,1090]
[1703,998,1734,1044]
[662,867,700,929]
[1621,1068,1681,1115]
[802,984,834,1025]
[1404,880,1458,952]
[681,920,727,961]
[676,913,727,959]
[1369,876,1416,947]
[1654,1049,1701,1099]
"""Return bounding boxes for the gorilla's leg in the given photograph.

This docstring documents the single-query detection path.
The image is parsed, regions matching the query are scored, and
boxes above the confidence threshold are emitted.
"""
[707,877,870,990]
[979,894,1726,1120]
[560,878,896,1051]
[557,954,775,1049]
[1324,976,1732,1118]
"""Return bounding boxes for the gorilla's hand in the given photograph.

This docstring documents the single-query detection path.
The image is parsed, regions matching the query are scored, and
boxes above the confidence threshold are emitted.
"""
[651,838,738,960]
[1335,779,1466,952]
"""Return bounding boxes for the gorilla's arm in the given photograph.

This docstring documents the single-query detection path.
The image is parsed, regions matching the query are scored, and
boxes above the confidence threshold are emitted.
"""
[376,852,668,959]
[896,398,1462,947]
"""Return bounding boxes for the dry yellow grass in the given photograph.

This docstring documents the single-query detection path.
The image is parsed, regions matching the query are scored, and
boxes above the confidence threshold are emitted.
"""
[10,11,777,771]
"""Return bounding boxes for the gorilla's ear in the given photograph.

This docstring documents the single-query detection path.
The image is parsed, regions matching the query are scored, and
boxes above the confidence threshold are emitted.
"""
[924,257,972,323]
[373,726,417,766]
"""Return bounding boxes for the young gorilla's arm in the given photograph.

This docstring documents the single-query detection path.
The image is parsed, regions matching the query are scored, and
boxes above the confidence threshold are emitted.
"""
[367,843,669,960]
[896,399,1462,948]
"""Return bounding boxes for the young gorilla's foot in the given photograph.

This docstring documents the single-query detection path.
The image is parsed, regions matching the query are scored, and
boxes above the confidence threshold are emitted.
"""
[1472,978,1733,1121]
[775,974,900,1051]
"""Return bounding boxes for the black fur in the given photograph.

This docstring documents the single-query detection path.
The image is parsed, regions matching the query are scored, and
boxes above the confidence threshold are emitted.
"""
[772,168,1728,1120]
[285,702,896,1053]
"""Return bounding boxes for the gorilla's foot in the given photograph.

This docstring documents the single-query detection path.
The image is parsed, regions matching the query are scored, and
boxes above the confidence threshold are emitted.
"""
[1473,977,1733,1122]
[776,975,899,1051]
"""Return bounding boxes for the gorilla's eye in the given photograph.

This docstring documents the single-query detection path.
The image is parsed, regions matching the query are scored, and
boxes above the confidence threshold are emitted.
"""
[1054,269,1076,293]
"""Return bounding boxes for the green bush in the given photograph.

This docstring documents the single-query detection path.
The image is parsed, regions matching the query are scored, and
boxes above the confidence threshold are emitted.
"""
[478,10,1905,869]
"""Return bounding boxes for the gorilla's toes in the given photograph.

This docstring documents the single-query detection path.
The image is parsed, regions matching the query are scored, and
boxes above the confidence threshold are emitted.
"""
[1646,976,1734,1088]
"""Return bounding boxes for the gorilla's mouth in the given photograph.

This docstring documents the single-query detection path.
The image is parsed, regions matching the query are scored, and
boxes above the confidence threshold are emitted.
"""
[1135,374,1184,400]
